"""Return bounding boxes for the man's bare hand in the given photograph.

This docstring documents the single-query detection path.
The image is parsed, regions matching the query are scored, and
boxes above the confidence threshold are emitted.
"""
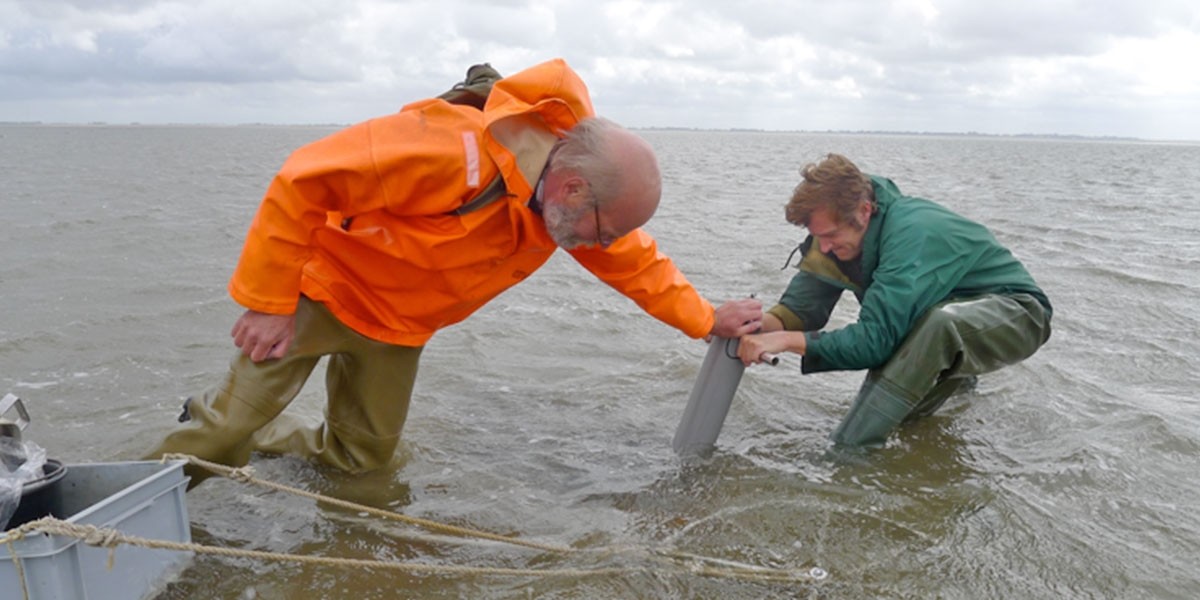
[710,297,764,339]
[231,310,296,362]
[737,330,806,366]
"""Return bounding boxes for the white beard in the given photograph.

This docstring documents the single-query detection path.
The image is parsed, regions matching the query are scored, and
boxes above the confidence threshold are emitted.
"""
[542,199,590,249]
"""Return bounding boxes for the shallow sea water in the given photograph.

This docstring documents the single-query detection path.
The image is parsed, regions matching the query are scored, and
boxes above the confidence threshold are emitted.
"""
[2,125,1199,598]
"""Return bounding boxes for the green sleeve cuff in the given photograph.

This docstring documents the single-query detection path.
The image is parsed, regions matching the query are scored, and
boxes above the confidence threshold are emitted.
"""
[766,304,806,331]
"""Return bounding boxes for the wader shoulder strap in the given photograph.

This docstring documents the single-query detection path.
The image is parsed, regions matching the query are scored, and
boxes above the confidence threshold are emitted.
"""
[438,63,503,110]
[449,175,508,216]
[440,63,510,216]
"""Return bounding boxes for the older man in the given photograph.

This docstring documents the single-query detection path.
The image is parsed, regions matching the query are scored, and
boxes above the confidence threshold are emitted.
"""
[146,59,761,485]
[738,153,1051,447]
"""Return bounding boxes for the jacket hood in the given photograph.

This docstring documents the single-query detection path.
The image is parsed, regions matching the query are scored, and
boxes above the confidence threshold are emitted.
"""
[482,59,596,201]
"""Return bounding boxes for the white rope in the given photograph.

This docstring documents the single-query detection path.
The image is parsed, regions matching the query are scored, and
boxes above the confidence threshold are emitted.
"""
[0,454,827,599]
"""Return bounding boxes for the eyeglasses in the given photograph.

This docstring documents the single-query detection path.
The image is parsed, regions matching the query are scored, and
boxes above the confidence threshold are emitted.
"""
[591,195,619,248]
[593,198,604,246]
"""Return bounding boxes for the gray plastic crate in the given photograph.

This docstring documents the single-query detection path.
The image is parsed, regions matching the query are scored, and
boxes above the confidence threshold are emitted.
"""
[1,460,191,600]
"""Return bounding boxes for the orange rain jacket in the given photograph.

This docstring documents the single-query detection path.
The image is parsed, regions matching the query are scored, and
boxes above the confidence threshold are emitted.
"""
[228,59,715,346]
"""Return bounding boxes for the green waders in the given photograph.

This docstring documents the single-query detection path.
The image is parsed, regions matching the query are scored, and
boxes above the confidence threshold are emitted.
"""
[144,297,423,487]
[829,293,1050,447]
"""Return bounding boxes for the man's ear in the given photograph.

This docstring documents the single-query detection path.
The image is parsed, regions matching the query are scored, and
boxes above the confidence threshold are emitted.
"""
[564,177,588,201]
[858,198,874,220]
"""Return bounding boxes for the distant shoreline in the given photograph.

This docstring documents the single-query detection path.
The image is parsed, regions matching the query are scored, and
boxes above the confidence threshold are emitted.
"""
[1,121,1190,144]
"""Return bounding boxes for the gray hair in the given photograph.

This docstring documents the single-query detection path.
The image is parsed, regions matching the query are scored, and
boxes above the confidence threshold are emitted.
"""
[549,117,623,206]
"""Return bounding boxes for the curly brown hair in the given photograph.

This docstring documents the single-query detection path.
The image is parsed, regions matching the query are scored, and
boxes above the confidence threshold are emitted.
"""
[785,153,874,227]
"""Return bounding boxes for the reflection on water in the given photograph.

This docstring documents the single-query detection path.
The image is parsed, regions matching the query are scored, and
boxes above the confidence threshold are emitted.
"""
[3,126,1200,598]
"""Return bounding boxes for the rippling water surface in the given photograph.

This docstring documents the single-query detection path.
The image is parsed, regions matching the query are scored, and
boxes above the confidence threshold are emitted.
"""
[2,125,1199,598]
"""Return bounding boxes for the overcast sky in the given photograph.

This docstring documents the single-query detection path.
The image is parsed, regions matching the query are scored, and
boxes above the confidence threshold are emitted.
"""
[2,0,1198,140]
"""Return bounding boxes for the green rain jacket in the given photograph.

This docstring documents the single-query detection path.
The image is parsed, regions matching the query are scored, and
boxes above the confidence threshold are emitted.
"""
[767,175,1052,374]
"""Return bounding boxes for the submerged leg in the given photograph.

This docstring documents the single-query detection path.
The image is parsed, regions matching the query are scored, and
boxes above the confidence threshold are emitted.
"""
[143,347,320,488]
[830,293,1050,447]
[145,297,343,487]
[829,373,913,447]
[251,302,423,472]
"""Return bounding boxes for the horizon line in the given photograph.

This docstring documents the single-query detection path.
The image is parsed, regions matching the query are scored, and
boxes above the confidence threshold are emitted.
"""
[2,120,1194,144]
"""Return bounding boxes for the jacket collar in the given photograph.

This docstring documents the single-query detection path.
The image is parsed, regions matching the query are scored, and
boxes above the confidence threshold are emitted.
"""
[859,175,901,287]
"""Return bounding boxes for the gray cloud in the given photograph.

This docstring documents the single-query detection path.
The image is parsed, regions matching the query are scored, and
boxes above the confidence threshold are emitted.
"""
[1,0,1197,139]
